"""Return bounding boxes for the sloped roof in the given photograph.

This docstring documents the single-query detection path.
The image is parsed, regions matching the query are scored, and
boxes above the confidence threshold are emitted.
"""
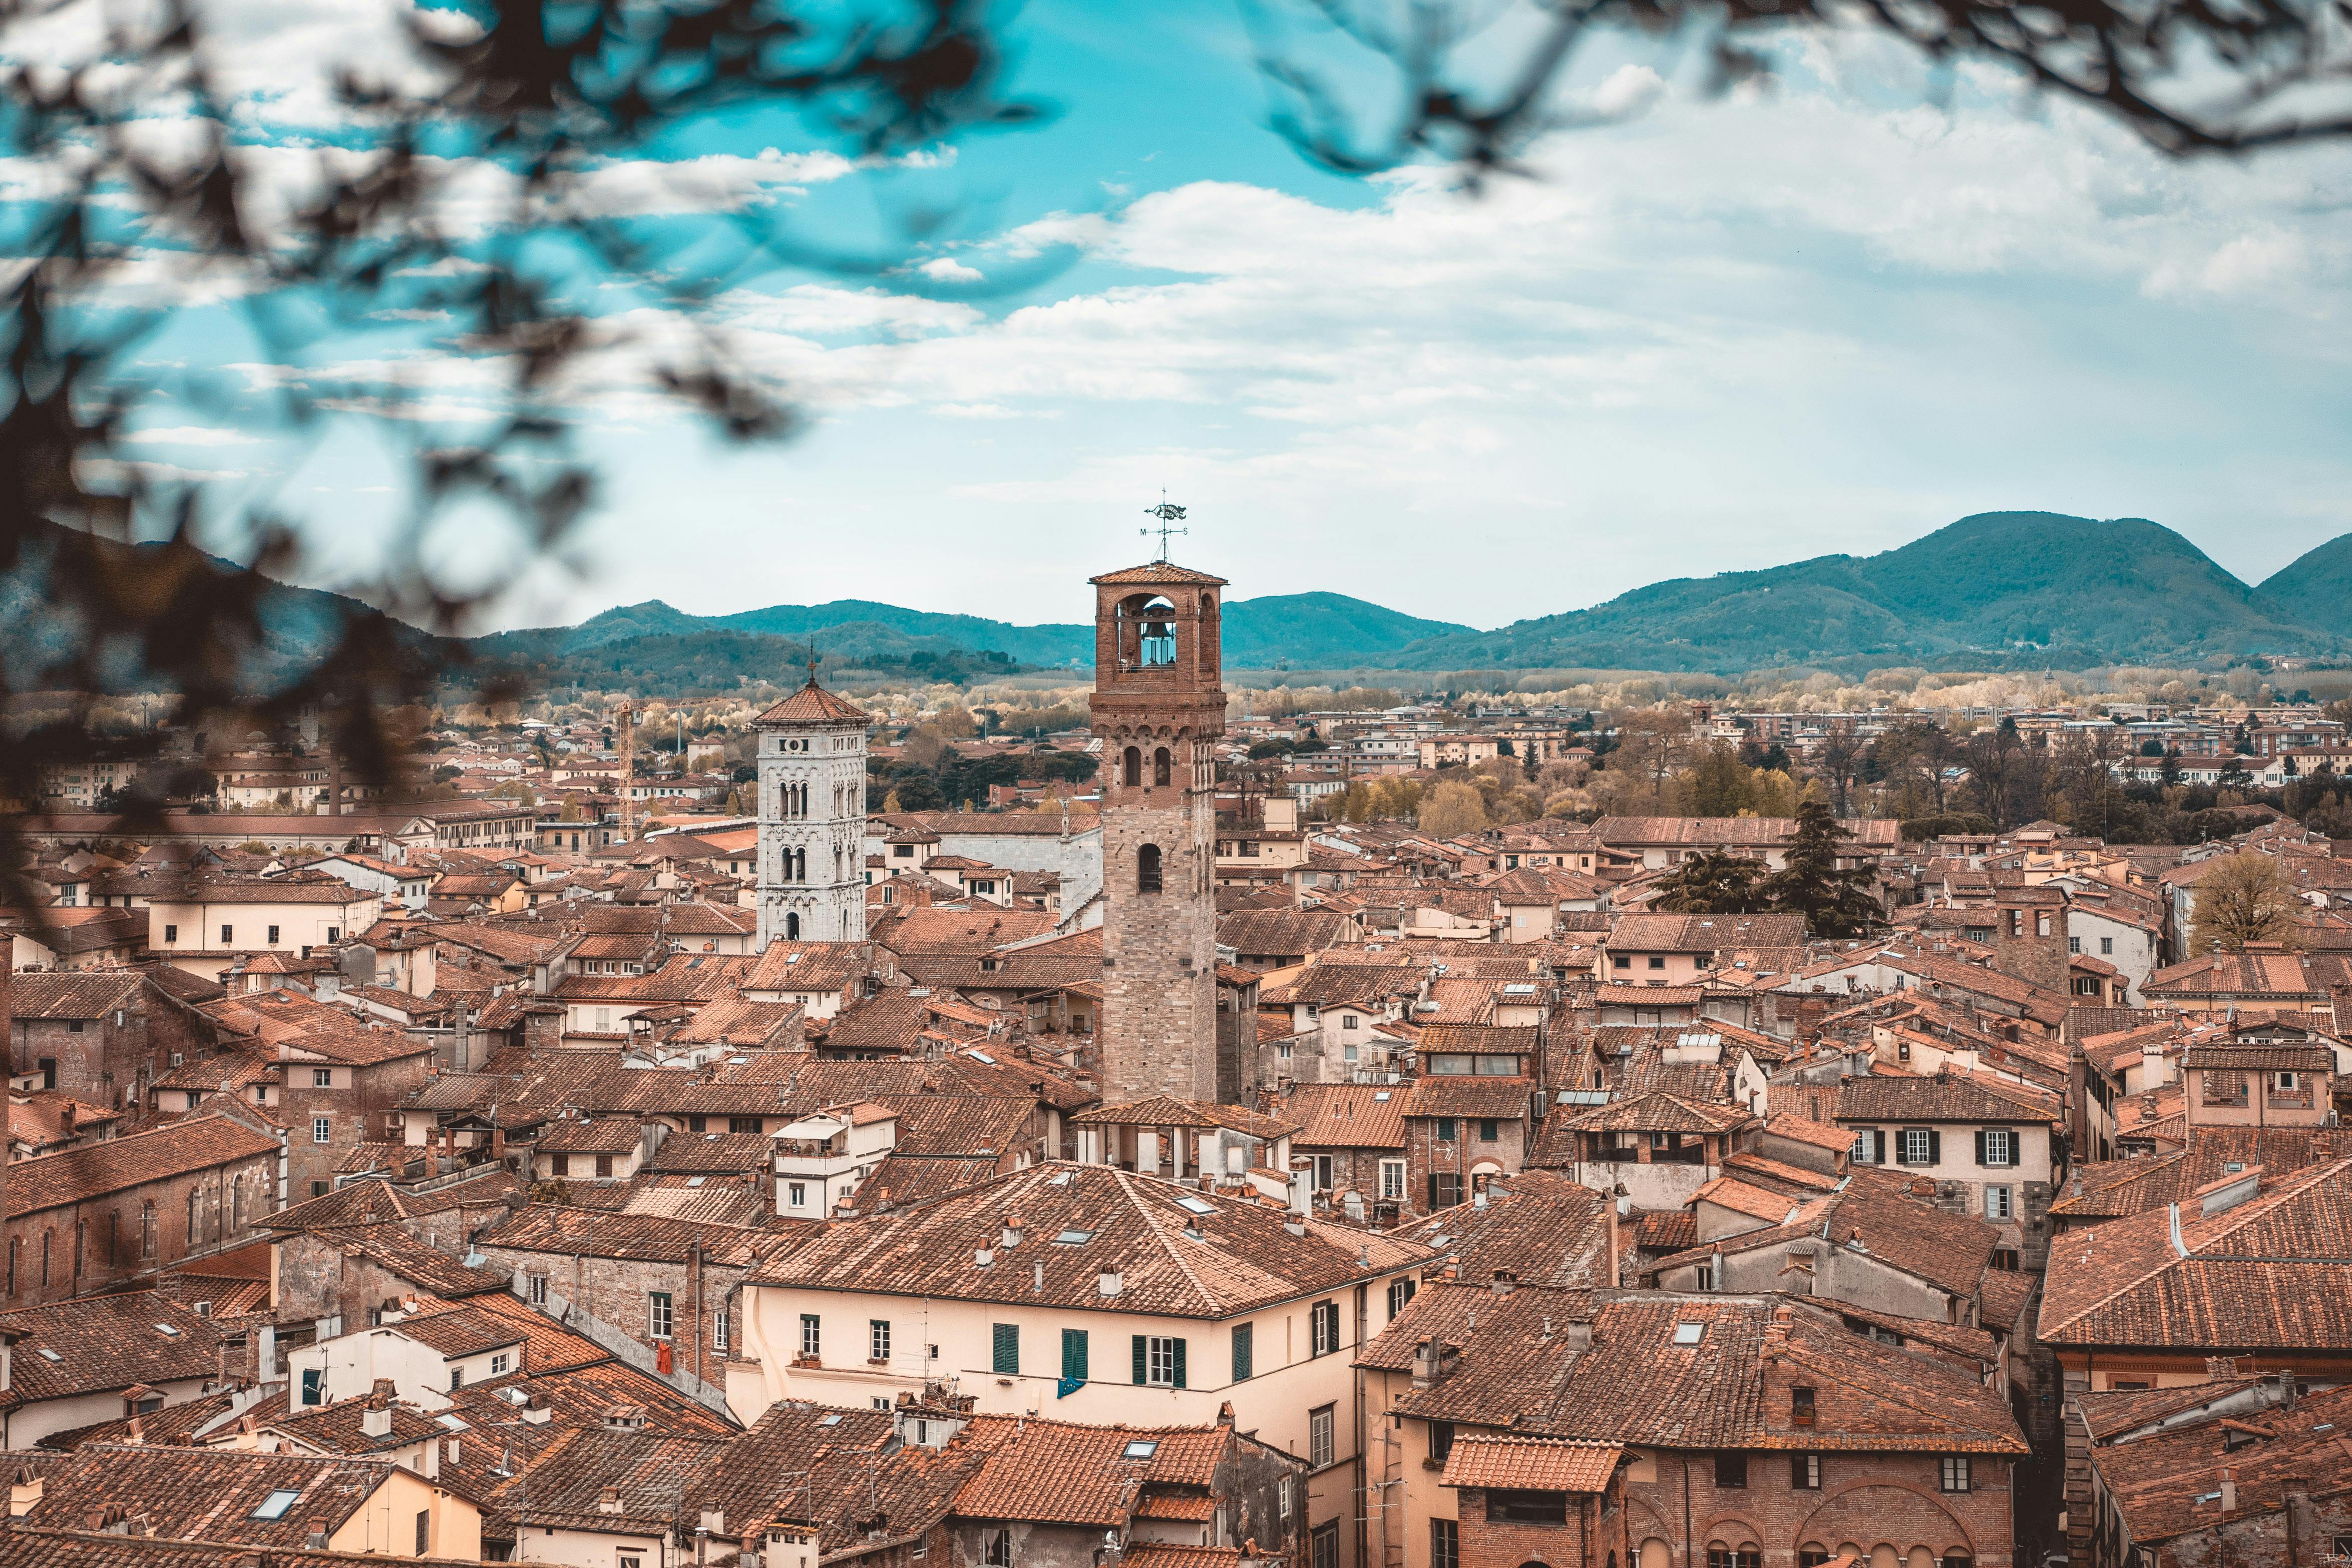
[1441,1434,1621,1491]
[1089,561,1228,586]
[747,1161,1429,1316]
[753,677,872,727]
[2039,1157,2352,1350]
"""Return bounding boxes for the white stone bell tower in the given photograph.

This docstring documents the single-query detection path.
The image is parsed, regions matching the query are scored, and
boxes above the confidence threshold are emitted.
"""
[754,667,872,947]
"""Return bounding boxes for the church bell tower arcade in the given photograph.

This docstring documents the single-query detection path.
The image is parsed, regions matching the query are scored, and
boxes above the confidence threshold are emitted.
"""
[1088,560,1228,1103]
[754,670,872,949]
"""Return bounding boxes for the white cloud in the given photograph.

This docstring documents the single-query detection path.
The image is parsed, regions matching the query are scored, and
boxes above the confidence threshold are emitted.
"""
[919,257,985,282]
[123,426,264,446]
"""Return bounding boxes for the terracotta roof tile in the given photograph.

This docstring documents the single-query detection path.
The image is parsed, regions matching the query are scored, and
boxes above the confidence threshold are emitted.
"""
[1440,1434,1622,1491]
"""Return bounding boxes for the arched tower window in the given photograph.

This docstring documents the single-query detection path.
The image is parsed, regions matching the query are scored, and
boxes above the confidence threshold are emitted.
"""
[1122,747,1142,788]
[1137,844,1163,893]
[786,912,800,940]
[1139,598,1177,666]
[1153,747,1171,787]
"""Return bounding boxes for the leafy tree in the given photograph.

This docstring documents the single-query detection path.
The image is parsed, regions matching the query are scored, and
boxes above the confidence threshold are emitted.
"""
[1651,849,1769,914]
[2186,854,2303,954]
[1759,801,1885,937]
[1417,781,1489,838]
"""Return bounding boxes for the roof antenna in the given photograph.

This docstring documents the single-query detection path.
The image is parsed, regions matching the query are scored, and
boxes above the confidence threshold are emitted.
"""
[1141,491,1188,562]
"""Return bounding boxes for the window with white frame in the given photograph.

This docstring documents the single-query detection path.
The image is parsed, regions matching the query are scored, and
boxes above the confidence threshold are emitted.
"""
[648,1291,673,1341]
[1986,1186,2014,1221]
[800,1314,820,1359]
[787,1181,808,1209]
[312,1116,331,1145]
[1308,1403,1336,1468]
[311,1068,332,1088]
[1939,1456,1972,1493]
[1379,1159,1407,1201]
[713,1308,730,1353]
[1900,1128,1934,1164]
[1849,1132,1876,1164]
[870,1319,892,1361]
[1982,1128,2016,1166]
[1145,1335,1179,1386]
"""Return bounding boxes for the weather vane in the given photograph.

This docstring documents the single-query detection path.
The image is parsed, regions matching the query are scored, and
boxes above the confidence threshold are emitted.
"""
[1141,490,1188,561]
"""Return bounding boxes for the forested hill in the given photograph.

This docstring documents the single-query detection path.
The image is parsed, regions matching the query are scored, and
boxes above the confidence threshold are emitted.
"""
[1385,513,2345,674]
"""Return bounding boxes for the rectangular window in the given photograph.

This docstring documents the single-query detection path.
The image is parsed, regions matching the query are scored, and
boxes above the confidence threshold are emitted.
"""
[730,1116,763,1134]
[1940,1456,1972,1493]
[1308,1403,1336,1468]
[301,1368,324,1406]
[1431,1521,1461,1568]
[648,1291,673,1341]
[1478,1118,1499,1142]
[992,1323,1020,1376]
[1428,1172,1463,1209]
[551,1153,570,1178]
[220,925,233,945]
[1487,1491,1569,1524]
[1311,1300,1340,1357]
[787,1181,808,1209]
[312,1116,331,1145]
[1429,1421,1455,1463]
[800,1314,821,1359]
[1715,1451,1748,1488]
[1899,1128,1937,1165]
[1849,1130,1876,1164]
[1062,1327,1088,1383]
[1986,1185,2014,1221]
[595,1154,614,1178]
[1434,1116,1456,1142]
[1792,1453,1820,1490]
[163,924,177,943]
[1136,1334,1185,1387]
[1311,1524,1339,1568]
[1791,1386,1815,1427]
[870,1319,891,1361]
[1232,1322,1254,1382]
[713,1309,730,1353]
[449,1366,464,1391]
[1978,1128,2016,1166]
[526,1275,548,1306]
[2101,936,2114,955]
[266,925,280,945]
[1710,1551,1763,1568]
[1379,1159,1406,1201]
[983,1529,1012,1567]
[1387,1277,1417,1319]
[416,1509,431,1555]
[312,1067,333,1088]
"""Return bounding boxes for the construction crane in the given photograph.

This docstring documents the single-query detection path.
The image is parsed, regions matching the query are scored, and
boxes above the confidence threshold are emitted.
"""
[615,699,637,842]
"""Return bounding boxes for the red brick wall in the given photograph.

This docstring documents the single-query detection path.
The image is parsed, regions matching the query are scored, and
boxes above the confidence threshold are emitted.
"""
[1456,1487,1619,1568]
[1618,1449,2014,1568]
[2,1146,279,1307]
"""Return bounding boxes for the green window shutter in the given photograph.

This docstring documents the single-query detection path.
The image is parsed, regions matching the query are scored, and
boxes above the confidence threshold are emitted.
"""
[1132,1334,1147,1385]
[1974,1130,1988,1166]
[1062,1328,1088,1383]
[992,1323,1019,1376]
[1172,1337,1187,1389]
[1232,1323,1253,1382]
[1927,1129,1942,1163]
[1872,1130,1886,1164]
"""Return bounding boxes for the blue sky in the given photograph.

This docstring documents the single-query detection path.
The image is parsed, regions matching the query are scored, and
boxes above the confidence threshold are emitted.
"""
[83,0,2352,634]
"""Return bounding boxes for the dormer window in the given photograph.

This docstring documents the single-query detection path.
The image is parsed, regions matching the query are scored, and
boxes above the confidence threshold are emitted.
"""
[1791,1386,1815,1427]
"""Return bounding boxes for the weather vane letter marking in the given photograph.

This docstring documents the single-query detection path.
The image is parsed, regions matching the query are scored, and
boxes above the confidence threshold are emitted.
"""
[1141,491,1189,561]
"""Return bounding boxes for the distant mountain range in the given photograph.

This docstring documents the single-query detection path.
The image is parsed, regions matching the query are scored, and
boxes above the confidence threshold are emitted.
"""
[15,512,2352,694]
[471,590,1475,689]
[1388,512,2350,674]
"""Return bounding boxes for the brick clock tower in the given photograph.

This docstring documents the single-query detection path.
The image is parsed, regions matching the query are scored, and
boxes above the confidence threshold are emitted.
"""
[1089,557,1228,1104]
